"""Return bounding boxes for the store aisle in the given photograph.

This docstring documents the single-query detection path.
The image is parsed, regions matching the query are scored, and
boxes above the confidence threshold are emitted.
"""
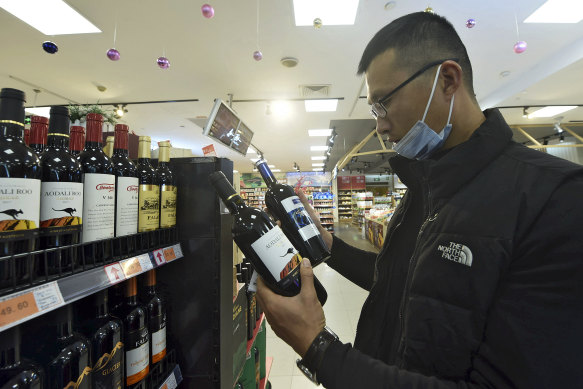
[266,223,379,388]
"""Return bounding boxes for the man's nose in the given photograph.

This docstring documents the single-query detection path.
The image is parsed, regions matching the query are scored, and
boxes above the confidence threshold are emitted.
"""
[376,117,390,136]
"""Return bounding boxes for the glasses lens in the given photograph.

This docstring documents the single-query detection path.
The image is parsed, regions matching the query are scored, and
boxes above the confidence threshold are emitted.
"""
[371,103,384,119]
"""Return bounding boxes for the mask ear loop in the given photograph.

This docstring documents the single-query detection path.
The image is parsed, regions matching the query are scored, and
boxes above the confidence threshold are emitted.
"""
[421,64,443,123]
[446,94,455,126]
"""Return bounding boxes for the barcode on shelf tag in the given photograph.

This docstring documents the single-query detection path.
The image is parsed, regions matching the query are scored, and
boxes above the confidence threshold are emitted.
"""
[163,247,176,262]
[153,249,166,266]
[0,281,64,330]
[121,257,144,277]
[159,372,178,389]
[172,244,183,258]
[137,254,154,271]
[104,263,125,284]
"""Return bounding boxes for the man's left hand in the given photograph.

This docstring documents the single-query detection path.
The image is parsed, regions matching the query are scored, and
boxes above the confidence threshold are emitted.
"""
[256,258,326,357]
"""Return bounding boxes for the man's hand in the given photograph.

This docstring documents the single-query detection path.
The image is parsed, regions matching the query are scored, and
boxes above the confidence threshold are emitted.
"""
[295,188,333,250]
[256,258,326,357]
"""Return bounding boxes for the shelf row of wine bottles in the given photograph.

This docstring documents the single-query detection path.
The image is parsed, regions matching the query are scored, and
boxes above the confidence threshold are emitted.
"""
[0,88,178,291]
[0,269,168,389]
[235,261,262,341]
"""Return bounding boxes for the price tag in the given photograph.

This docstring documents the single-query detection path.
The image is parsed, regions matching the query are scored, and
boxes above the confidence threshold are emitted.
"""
[120,257,144,277]
[0,281,64,330]
[153,249,166,266]
[159,372,177,389]
[104,263,125,284]
[172,244,183,259]
[163,247,176,262]
[137,254,154,272]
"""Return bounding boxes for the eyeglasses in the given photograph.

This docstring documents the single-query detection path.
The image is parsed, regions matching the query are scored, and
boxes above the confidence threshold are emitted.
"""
[370,58,459,119]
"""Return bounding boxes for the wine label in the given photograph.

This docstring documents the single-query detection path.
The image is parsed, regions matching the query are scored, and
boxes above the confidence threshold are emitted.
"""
[159,184,177,228]
[62,366,92,389]
[126,327,149,385]
[138,184,159,232]
[280,196,319,241]
[40,182,83,231]
[151,324,167,363]
[82,173,115,243]
[92,341,123,389]
[250,226,302,282]
[115,177,139,236]
[0,177,41,237]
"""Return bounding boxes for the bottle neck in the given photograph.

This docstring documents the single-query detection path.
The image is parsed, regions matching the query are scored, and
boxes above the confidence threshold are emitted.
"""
[46,133,69,149]
[1,121,24,140]
[114,130,129,153]
[86,119,103,145]
[225,195,247,214]
[94,291,109,318]
[29,123,47,146]
[56,316,73,339]
[257,162,277,187]
[0,328,20,367]
[125,278,138,305]
[113,148,129,157]
[159,146,170,163]
[138,141,151,159]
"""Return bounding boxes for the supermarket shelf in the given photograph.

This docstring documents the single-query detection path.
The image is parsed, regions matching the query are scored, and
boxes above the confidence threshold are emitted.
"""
[260,357,273,389]
[157,364,183,389]
[247,313,266,356]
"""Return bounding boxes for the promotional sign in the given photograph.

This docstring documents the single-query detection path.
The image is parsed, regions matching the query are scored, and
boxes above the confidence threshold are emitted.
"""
[337,176,352,190]
[351,175,366,190]
[202,144,217,157]
[286,172,331,187]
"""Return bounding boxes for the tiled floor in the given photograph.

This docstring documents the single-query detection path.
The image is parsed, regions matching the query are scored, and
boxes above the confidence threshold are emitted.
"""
[266,223,379,388]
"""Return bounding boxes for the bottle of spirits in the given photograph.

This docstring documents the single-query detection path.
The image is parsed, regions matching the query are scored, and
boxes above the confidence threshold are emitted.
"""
[111,124,138,238]
[141,270,167,366]
[103,136,114,158]
[28,115,48,155]
[156,141,176,229]
[69,126,85,157]
[0,327,44,389]
[137,136,159,233]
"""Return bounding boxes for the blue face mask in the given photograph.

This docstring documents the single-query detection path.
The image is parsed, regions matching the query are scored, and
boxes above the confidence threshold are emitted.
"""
[393,65,455,160]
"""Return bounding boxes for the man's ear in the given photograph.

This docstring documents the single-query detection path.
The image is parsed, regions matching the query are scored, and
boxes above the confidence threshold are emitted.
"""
[440,60,463,100]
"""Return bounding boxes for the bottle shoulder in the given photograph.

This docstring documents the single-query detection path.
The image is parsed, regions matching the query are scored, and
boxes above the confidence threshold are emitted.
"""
[0,139,41,179]
[111,155,138,177]
[79,149,113,174]
[39,148,83,182]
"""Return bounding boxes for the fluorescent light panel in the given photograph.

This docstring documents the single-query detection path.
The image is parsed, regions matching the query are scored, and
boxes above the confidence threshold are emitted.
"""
[312,168,324,171]
[308,129,333,137]
[247,147,256,154]
[0,0,101,35]
[524,0,583,23]
[310,145,328,151]
[268,165,275,168]
[250,158,260,162]
[24,107,51,117]
[528,106,577,118]
[293,0,359,26]
[312,163,325,167]
[305,99,338,112]
[272,169,281,172]
[311,156,326,161]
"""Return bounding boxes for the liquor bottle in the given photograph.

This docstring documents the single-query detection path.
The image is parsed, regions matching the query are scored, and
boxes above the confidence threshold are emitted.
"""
[38,106,83,276]
[141,270,167,366]
[116,278,149,388]
[0,88,41,289]
[253,346,260,389]
[23,128,30,146]
[111,124,138,238]
[137,136,159,232]
[103,136,114,158]
[0,327,44,389]
[69,126,85,157]
[28,115,48,154]
[79,113,115,243]
[209,171,327,305]
[246,284,256,340]
[256,160,330,267]
[82,290,124,389]
[156,141,177,229]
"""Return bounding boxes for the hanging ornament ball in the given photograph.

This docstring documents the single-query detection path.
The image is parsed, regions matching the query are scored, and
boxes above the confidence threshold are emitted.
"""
[466,18,476,28]
[253,50,263,61]
[424,7,434,14]
[157,56,170,69]
[42,41,58,54]
[106,48,120,61]
[513,41,527,54]
[201,4,215,18]
[313,18,323,29]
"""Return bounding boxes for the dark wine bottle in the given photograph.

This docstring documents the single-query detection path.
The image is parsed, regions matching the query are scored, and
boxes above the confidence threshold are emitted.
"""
[0,88,41,290]
[23,128,30,146]
[0,327,44,389]
[253,346,260,389]
[246,284,256,340]
[82,290,124,389]
[141,270,167,365]
[28,115,48,155]
[209,171,327,305]
[116,278,149,388]
[38,106,83,276]
[69,126,85,157]
[256,160,330,267]
[79,113,115,244]
[156,141,177,229]
[137,136,159,233]
[111,124,138,238]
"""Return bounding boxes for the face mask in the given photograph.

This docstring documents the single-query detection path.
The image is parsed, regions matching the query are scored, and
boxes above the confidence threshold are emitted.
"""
[393,64,455,160]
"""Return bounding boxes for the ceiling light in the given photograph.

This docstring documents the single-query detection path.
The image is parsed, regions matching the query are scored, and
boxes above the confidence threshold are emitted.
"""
[250,158,260,162]
[233,170,239,173]
[293,0,359,26]
[308,129,333,137]
[527,106,577,118]
[312,168,324,172]
[271,101,291,117]
[272,169,281,172]
[524,0,583,23]
[312,163,325,167]
[280,57,299,67]
[554,123,564,133]
[305,99,338,112]
[311,156,326,160]
[268,165,275,168]
[384,1,396,11]
[25,107,51,117]
[247,147,256,154]
[310,145,328,151]
[0,0,102,35]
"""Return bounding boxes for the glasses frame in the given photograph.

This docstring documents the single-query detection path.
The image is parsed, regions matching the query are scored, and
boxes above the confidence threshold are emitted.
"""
[370,58,459,119]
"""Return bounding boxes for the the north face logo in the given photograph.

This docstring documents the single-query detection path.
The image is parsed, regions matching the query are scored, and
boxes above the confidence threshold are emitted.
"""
[437,242,473,267]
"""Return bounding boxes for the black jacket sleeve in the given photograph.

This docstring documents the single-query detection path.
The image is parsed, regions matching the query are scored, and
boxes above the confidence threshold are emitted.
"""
[327,235,377,291]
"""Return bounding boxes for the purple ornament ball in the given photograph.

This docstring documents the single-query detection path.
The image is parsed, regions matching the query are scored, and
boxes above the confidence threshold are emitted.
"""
[466,18,476,28]
[42,41,58,54]
[157,56,170,69]
[513,41,527,54]
[107,48,120,61]
[202,4,214,18]
[253,50,263,61]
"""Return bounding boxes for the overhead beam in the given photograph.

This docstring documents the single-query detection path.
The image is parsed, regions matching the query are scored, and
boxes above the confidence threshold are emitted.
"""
[515,126,542,147]
[562,126,583,143]
[336,129,377,170]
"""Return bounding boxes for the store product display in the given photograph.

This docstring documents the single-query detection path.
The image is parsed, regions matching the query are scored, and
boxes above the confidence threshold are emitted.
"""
[141,269,167,366]
[28,116,48,155]
[112,124,139,238]
[68,126,85,157]
[0,327,44,389]
[209,171,327,305]
[156,141,177,229]
[137,136,160,233]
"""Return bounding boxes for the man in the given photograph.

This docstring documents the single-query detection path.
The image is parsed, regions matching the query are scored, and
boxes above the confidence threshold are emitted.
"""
[256,11,583,388]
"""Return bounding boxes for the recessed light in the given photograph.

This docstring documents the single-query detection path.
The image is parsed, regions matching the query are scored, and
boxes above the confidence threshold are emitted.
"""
[310,146,328,151]
[271,101,291,117]
[311,156,326,160]
[524,0,583,23]
[305,99,338,112]
[280,57,299,68]
[272,169,281,172]
[528,106,577,118]
[292,0,359,26]
[233,170,239,173]
[0,0,102,35]
[384,1,396,10]
[500,70,511,78]
[268,165,275,168]
[312,163,325,167]
[308,129,333,137]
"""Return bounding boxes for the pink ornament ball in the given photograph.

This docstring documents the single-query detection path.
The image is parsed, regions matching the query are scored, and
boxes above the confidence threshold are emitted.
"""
[253,50,263,61]
[466,18,476,28]
[202,4,214,18]
[107,48,120,61]
[513,41,527,54]
[157,56,170,69]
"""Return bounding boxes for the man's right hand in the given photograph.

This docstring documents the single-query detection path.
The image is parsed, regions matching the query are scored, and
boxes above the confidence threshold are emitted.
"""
[295,187,333,250]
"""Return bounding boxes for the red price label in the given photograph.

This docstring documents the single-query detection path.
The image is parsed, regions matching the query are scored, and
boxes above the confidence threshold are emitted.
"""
[0,292,39,327]
[153,249,166,266]
[121,257,143,277]
[163,247,176,262]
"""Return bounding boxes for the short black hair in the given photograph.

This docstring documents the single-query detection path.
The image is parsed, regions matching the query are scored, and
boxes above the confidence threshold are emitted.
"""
[358,12,474,95]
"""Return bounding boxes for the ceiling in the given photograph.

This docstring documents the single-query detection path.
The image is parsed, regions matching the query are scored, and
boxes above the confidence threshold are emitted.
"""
[1,0,583,173]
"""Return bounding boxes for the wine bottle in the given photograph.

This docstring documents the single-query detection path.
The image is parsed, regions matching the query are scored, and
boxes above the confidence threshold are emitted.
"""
[116,278,149,388]
[253,346,260,389]
[209,171,327,305]
[82,290,124,389]
[0,88,41,290]
[137,136,159,233]
[256,160,330,267]
[28,115,48,155]
[111,124,138,238]
[38,106,83,276]
[103,136,114,158]
[79,113,115,243]
[156,141,177,229]
[141,270,167,365]
[69,126,85,157]
[0,327,44,389]
[23,128,30,146]
[246,284,256,340]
